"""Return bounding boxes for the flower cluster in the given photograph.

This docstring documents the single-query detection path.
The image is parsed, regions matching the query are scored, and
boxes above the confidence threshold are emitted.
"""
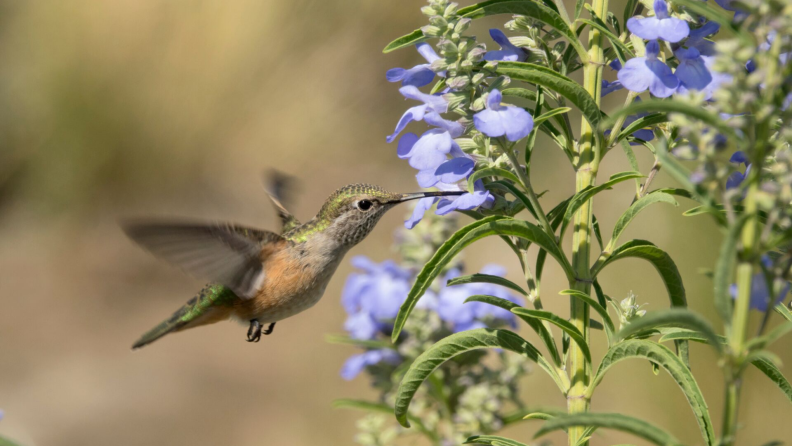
[386,0,536,228]
[610,0,730,99]
[340,258,521,379]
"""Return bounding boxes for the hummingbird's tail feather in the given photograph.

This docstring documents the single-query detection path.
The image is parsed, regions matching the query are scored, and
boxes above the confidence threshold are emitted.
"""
[132,284,237,349]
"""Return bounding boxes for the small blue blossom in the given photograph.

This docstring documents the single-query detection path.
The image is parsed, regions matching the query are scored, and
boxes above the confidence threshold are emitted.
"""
[405,197,437,229]
[386,42,443,87]
[484,29,528,62]
[342,256,413,339]
[601,79,624,97]
[340,348,401,380]
[397,113,464,171]
[473,89,534,141]
[618,40,679,97]
[387,86,449,143]
[726,150,752,190]
[674,47,713,93]
[687,22,720,56]
[627,0,690,43]
[435,181,495,215]
[729,256,791,312]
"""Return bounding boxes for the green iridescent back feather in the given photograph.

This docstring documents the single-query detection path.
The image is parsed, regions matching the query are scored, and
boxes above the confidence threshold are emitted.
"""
[132,283,238,349]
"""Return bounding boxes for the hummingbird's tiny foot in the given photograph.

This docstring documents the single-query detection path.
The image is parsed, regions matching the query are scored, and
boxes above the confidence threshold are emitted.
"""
[247,319,262,342]
[262,322,276,335]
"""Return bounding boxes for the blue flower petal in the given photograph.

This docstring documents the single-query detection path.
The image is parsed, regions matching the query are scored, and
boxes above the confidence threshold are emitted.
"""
[483,29,527,62]
[675,48,712,91]
[408,129,454,170]
[396,132,419,159]
[627,1,689,43]
[602,79,624,97]
[387,105,428,143]
[618,43,679,97]
[405,197,437,229]
[473,89,533,141]
[730,151,748,165]
[435,157,475,184]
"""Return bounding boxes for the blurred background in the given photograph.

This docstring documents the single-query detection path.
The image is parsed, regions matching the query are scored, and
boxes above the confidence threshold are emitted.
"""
[0,1,789,445]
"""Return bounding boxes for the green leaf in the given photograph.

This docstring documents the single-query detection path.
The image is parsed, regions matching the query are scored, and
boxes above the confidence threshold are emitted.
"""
[658,328,727,345]
[392,218,571,341]
[462,1,587,59]
[576,18,634,60]
[560,171,644,238]
[512,308,591,364]
[501,406,566,424]
[592,214,605,250]
[594,240,686,308]
[383,29,427,53]
[325,334,394,350]
[533,107,572,127]
[603,99,737,141]
[747,321,792,352]
[587,340,715,445]
[752,357,792,404]
[535,413,681,446]
[496,62,602,131]
[449,274,528,295]
[616,113,669,145]
[465,295,563,366]
[465,435,530,446]
[714,215,748,323]
[502,87,539,102]
[560,289,616,337]
[486,180,539,219]
[333,399,436,440]
[606,192,678,252]
[616,308,722,352]
[393,328,553,427]
[774,303,792,322]
[467,167,522,193]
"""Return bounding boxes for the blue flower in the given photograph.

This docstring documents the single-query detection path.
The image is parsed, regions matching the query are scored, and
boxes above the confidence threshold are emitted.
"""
[686,22,720,57]
[404,180,494,228]
[387,86,449,143]
[397,113,465,171]
[340,348,401,380]
[627,0,690,43]
[618,40,679,97]
[437,265,522,331]
[729,257,791,312]
[484,29,527,62]
[473,89,534,141]
[417,155,475,188]
[386,42,443,87]
[342,256,413,339]
[726,150,752,190]
[601,79,624,97]
[674,48,712,91]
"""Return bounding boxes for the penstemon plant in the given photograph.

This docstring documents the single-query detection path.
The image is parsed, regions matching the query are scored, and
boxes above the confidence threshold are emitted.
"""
[336,0,792,445]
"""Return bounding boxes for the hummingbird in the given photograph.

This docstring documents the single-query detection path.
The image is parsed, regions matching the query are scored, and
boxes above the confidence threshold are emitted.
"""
[124,180,464,349]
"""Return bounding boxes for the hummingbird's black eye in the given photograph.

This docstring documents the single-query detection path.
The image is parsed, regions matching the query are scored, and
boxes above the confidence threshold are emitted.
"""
[357,200,373,211]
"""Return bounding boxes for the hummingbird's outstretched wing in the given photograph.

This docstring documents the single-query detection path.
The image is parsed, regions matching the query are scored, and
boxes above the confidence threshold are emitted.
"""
[264,170,301,234]
[122,221,285,299]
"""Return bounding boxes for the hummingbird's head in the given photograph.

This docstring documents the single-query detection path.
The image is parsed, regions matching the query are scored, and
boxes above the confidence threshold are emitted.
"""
[307,183,464,246]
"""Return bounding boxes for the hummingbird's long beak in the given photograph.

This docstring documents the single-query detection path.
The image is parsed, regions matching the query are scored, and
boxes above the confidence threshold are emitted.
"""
[390,191,467,204]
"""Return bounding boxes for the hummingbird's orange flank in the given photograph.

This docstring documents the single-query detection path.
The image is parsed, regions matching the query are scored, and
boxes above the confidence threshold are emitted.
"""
[123,181,464,349]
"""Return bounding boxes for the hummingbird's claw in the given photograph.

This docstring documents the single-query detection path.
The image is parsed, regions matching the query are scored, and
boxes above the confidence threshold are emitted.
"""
[262,322,276,335]
[247,319,262,342]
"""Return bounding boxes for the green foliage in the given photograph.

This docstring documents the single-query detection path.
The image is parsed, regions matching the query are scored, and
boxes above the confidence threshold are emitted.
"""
[535,413,682,446]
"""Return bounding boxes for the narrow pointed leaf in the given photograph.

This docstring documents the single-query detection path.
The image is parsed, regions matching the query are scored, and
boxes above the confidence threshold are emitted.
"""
[588,340,715,445]
[535,413,681,446]
[496,62,602,131]
[394,328,556,427]
[512,308,591,363]
[383,30,427,53]
[465,435,530,446]
[449,274,528,295]
[602,100,737,141]
[774,303,792,322]
[466,295,562,365]
[576,18,634,58]
[560,289,615,335]
[482,180,539,219]
[616,113,669,145]
[747,321,792,352]
[752,357,792,403]
[392,218,571,341]
[533,107,572,126]
[658,328,727,345]
[616,309,722,352]
[560,171,644,238]
[607,193,678,252]
[467,167,522,192]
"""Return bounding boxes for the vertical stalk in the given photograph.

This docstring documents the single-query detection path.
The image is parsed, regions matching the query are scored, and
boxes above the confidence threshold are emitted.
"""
[568,0,607,444]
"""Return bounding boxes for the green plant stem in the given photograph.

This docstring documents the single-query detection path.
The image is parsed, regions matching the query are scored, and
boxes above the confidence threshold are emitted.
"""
[504,144,554,239]
[568,0,607,444]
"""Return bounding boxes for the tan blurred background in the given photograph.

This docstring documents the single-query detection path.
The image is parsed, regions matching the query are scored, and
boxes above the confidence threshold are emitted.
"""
[0,1,789,445]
